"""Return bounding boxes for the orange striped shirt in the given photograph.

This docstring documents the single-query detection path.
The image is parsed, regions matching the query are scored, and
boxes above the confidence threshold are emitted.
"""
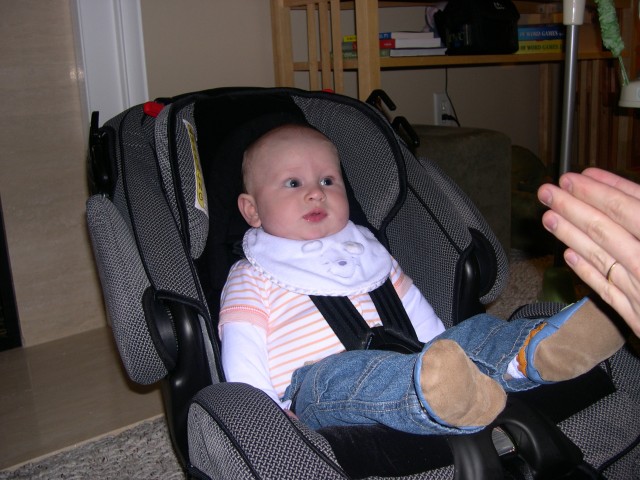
[220,258,415,398]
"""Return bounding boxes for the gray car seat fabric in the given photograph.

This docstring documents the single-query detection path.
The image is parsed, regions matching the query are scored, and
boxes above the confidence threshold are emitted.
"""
[86,87,640,479]
[86,195,164,384]
[558,388,640,478]
[188,383,347,480]
[155,102,210,259]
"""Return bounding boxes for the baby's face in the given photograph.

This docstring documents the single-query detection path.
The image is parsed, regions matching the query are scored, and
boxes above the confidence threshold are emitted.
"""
[239,127,349,241]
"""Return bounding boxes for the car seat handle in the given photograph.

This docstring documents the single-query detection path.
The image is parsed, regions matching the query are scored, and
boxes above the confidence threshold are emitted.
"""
[366,89,397,112]
[495,397,600,478]
[447,427,504,480]
[447,396,599,479]
[88,111,115,196]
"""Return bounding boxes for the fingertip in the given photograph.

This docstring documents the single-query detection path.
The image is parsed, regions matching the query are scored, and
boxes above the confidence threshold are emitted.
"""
[581,167,604,178]
[541,210,558,232]
[558,174,573,192]
[563,249,579,267]
[537,184,553,206]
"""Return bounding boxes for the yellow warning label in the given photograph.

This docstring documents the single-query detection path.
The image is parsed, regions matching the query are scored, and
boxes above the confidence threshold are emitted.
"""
[183,119,209,217]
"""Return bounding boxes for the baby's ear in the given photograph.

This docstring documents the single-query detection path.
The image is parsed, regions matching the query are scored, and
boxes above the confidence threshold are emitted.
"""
[238,193,261,228]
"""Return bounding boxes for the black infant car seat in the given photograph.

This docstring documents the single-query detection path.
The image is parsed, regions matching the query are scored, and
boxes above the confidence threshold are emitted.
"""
[86,87,640,479]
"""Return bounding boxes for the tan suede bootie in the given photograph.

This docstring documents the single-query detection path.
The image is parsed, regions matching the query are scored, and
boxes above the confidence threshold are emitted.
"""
[419,339,506,428]
[519,298,625,383]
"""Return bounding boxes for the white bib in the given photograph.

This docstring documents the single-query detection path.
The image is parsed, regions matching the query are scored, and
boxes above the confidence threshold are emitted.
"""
[243,222,392,296]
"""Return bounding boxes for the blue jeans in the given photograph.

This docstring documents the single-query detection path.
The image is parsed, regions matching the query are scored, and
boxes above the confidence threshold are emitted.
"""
[283,314,544,435]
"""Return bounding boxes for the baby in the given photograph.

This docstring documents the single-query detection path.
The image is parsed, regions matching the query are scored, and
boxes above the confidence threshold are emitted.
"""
[219,123,625,435]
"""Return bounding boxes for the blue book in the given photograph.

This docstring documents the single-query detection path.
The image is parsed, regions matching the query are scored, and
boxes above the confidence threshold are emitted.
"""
[518,24,566,41]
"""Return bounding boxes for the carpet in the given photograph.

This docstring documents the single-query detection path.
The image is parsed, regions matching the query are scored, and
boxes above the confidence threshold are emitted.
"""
[0,416,183,480]
[0,253,552,480]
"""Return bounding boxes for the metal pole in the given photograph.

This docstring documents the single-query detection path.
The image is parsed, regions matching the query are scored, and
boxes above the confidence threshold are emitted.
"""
[558,24,580,175]
[543,2,586,302]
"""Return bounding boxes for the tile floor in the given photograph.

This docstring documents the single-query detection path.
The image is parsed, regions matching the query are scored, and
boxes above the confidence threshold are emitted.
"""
[0,327,163,470]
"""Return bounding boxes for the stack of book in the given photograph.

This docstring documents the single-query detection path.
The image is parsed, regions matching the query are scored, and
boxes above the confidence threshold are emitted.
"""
[515,1,606,55]
[516,24,565,54]
[342,31,445,58]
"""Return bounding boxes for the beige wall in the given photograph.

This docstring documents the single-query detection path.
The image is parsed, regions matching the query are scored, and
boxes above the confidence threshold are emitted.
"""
[1,1,106,346]
[141,0,276,98]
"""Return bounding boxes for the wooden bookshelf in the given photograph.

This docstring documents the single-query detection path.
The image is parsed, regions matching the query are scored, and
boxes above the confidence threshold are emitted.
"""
[295,49,616,71]
[270,0,638,171]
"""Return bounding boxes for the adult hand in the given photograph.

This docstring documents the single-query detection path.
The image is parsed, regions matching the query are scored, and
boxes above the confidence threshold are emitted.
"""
[537,168,640,337]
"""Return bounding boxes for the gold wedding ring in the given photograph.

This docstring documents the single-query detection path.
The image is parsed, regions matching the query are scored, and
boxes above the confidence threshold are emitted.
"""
[606,261,619,284]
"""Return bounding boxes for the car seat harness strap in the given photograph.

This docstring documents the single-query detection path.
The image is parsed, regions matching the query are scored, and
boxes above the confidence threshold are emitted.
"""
[310,279,424,354]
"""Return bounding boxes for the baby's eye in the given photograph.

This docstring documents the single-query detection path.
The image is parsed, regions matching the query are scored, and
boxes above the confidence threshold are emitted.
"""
[284,178,300,188]
[320,177,334,186]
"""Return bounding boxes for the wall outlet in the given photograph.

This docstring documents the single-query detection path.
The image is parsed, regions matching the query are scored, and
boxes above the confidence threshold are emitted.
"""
[433,92,457,126]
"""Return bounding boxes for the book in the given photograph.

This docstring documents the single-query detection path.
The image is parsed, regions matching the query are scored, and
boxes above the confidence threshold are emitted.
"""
[389,47,447,57]
[342,30,435,43]
[516,39,564,54]
[536,2,563,14]
[342,39,395,51]
[342,49,391,59]
[518,12,564,25]
[342,37,442,52]
[342,36,442,51]
[392,36,442,49]
[342,46,446,59]
[386,31,435,39]
[518,24,565,41]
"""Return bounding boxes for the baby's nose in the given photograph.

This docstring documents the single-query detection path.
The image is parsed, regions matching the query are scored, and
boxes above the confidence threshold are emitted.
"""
[306,185,326,201]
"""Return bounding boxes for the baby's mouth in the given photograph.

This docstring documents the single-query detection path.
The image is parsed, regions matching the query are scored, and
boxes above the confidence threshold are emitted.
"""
[303,209,327,222]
